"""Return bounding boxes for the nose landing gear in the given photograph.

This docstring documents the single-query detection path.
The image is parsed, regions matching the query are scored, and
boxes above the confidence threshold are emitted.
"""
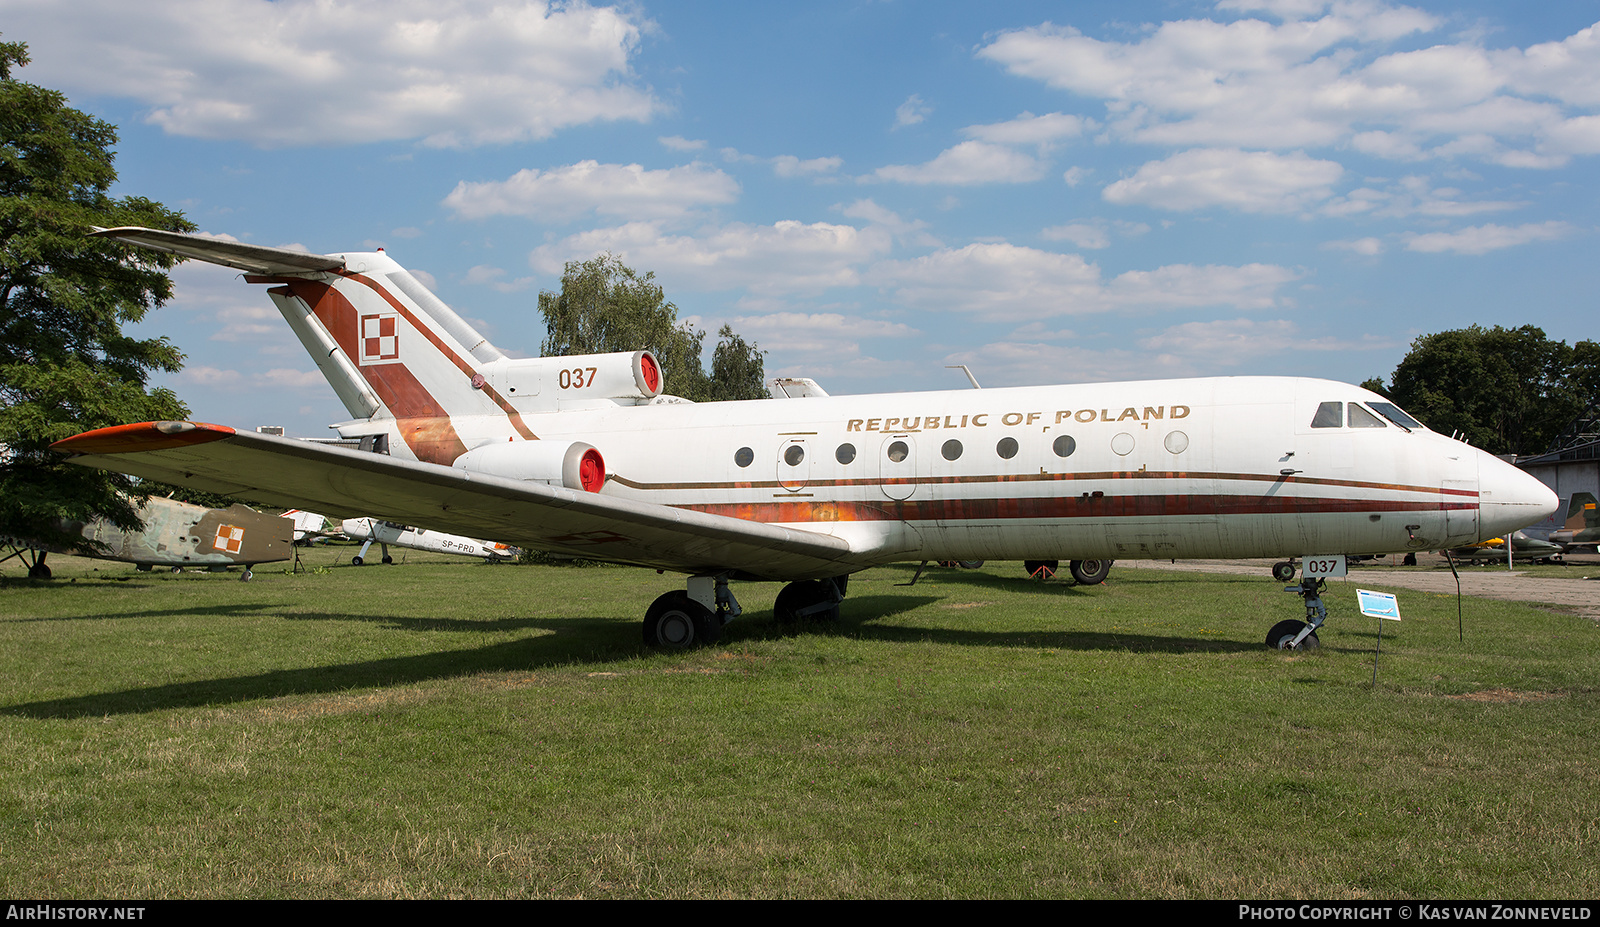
[1267,577,1327,650]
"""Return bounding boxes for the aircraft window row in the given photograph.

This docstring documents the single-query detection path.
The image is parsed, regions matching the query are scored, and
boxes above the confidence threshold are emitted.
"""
[737,433,1085,469]
[1311,401,1424,431]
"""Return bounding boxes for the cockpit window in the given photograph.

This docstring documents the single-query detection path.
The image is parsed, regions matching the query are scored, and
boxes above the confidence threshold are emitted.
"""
[1311,402,1342,428]
[1367,401,1424,431]
[1348,404,1387,428]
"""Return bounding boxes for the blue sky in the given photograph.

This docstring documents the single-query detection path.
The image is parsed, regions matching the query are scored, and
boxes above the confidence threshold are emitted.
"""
[6,0,1597,437]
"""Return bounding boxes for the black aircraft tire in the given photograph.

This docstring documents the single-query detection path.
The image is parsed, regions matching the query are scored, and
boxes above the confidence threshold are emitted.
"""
[382,555,393,564]
[28,563,51,580]
[1272,561,1297,582]
[352,556,364,566]
[1266,619,1320,650]
[1070,559,1112,585]
[644,590,720,648]
[1023,559,1058,580]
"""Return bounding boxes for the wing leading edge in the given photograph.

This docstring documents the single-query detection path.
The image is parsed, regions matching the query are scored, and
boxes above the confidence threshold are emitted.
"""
[89,227,345,275]
[52,422,860,580]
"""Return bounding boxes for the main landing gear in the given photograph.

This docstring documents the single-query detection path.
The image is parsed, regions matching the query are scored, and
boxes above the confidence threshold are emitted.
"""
[1022,559,1113,585]
[351,540,393,566]
[642,575,850,649]
[1267,577,1327,650]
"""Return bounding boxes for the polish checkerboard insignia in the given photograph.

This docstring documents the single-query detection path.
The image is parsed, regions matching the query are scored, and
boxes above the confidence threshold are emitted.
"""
[360,313,400,363]
[214,525,245,554]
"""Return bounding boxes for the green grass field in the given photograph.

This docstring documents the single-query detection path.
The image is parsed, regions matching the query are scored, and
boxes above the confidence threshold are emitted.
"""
[2,550,1596,898]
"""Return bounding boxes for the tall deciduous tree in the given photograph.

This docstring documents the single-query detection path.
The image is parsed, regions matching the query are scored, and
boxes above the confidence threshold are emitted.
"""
[0,39,195,552]
[538,253,765,402]
[1371,325,1596,456]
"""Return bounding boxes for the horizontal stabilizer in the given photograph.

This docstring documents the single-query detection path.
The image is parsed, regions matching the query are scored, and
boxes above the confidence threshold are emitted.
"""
[53,422,861,580]
[91,227,345,275]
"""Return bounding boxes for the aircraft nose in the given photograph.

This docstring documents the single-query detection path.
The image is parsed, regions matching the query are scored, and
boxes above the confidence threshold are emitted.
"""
[1476,450,1558,539]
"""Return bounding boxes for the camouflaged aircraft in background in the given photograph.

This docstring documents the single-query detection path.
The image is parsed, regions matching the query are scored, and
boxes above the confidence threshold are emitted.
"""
[3,495,294,580]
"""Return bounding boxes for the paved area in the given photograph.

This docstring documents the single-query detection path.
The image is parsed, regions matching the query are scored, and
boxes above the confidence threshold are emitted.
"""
[1117,555,1600,621]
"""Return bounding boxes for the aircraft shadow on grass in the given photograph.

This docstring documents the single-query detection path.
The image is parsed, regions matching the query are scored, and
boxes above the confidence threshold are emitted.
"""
[5,593,1263,719]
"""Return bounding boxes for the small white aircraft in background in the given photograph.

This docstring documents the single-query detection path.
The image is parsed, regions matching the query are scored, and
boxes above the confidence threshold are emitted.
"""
[285,508,517,564]
[337,516,519,565]
[55,227,1558,651]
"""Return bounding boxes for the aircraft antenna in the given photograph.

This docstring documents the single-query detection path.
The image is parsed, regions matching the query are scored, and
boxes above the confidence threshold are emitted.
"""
[945,365,982,389]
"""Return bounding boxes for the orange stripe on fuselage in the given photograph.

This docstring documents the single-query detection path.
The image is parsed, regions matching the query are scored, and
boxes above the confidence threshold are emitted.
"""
[336,272,538,442]
[279,279,467,464]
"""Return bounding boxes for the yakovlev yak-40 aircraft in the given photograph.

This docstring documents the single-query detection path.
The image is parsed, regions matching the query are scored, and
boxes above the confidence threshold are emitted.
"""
[53,227,1558,650]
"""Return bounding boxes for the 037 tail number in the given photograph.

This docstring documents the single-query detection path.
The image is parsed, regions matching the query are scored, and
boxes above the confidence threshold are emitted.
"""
[1303,555,1347,577]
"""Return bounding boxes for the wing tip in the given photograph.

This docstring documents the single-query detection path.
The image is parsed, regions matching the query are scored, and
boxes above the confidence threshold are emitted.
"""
[51,421,238,455]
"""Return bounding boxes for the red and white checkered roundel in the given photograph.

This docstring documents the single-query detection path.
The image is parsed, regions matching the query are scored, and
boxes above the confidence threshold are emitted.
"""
[360,313,400,363]
[214,525,245,554]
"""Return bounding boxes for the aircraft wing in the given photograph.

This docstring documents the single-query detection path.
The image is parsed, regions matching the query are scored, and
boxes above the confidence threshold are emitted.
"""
[90,227,345,275]
[53,422,860,580]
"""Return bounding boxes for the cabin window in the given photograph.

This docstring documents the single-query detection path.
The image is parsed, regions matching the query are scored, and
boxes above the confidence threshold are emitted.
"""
[784,444,806,466]
[887,440,909,463]
[1367,401,1424,430]
[1348,404,1387,428]
[996,437,1019,460]
[1053,435,1076,458]
[1311,402,1342,428]
[734,447,754,468]
[835,443,856,465]
[942,439,963,461]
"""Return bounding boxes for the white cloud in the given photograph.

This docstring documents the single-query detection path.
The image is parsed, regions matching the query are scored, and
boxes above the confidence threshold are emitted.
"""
[869,242,1298,319]
[961,111,1089,150]
[837,199,941,248]
[1103,148,1344,213]
[894,94,932,128]
[462,264,535,293]
[442,161,740,222]
[772,155,844,178]
[1041,223,1110,250]
[11,0,658,148]
[660,136,708,151]
[1402,221,1574,255]
[978,8,1600,168]
[729,311,916,356]
[1137,317,1379,362]
[1320,174,1522,219]
[1323,237,1384,255]
[529,219,893,294]
[870,140,1048,185]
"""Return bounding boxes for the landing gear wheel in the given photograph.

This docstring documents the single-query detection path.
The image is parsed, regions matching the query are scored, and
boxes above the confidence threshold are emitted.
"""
[1024,559,1058,580]
[28,563,51,580]
[1266,619,1320,650]
[774,579,841,625]
[644,590,720,648]
[1070,559,1112,585]
[351,556,364,566]
[1271,560,1297,582]
[381,555,393,564]
[241,569,253,582]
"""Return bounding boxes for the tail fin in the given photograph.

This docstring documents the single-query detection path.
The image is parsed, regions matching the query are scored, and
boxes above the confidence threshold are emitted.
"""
[91,227,665,465]
[1567,492,1598,530]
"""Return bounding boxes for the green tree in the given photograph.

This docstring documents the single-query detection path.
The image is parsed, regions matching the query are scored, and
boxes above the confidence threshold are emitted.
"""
[0,39,195,553]
[538,253,766,402]
[1373,325,1595,456]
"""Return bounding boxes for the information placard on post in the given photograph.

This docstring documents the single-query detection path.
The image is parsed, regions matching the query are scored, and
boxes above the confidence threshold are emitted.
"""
[1357,589,1401,620]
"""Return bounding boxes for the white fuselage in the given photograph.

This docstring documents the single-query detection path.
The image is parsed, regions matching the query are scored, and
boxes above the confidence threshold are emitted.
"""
[368,375,1551,565]
[339,517,517,561]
